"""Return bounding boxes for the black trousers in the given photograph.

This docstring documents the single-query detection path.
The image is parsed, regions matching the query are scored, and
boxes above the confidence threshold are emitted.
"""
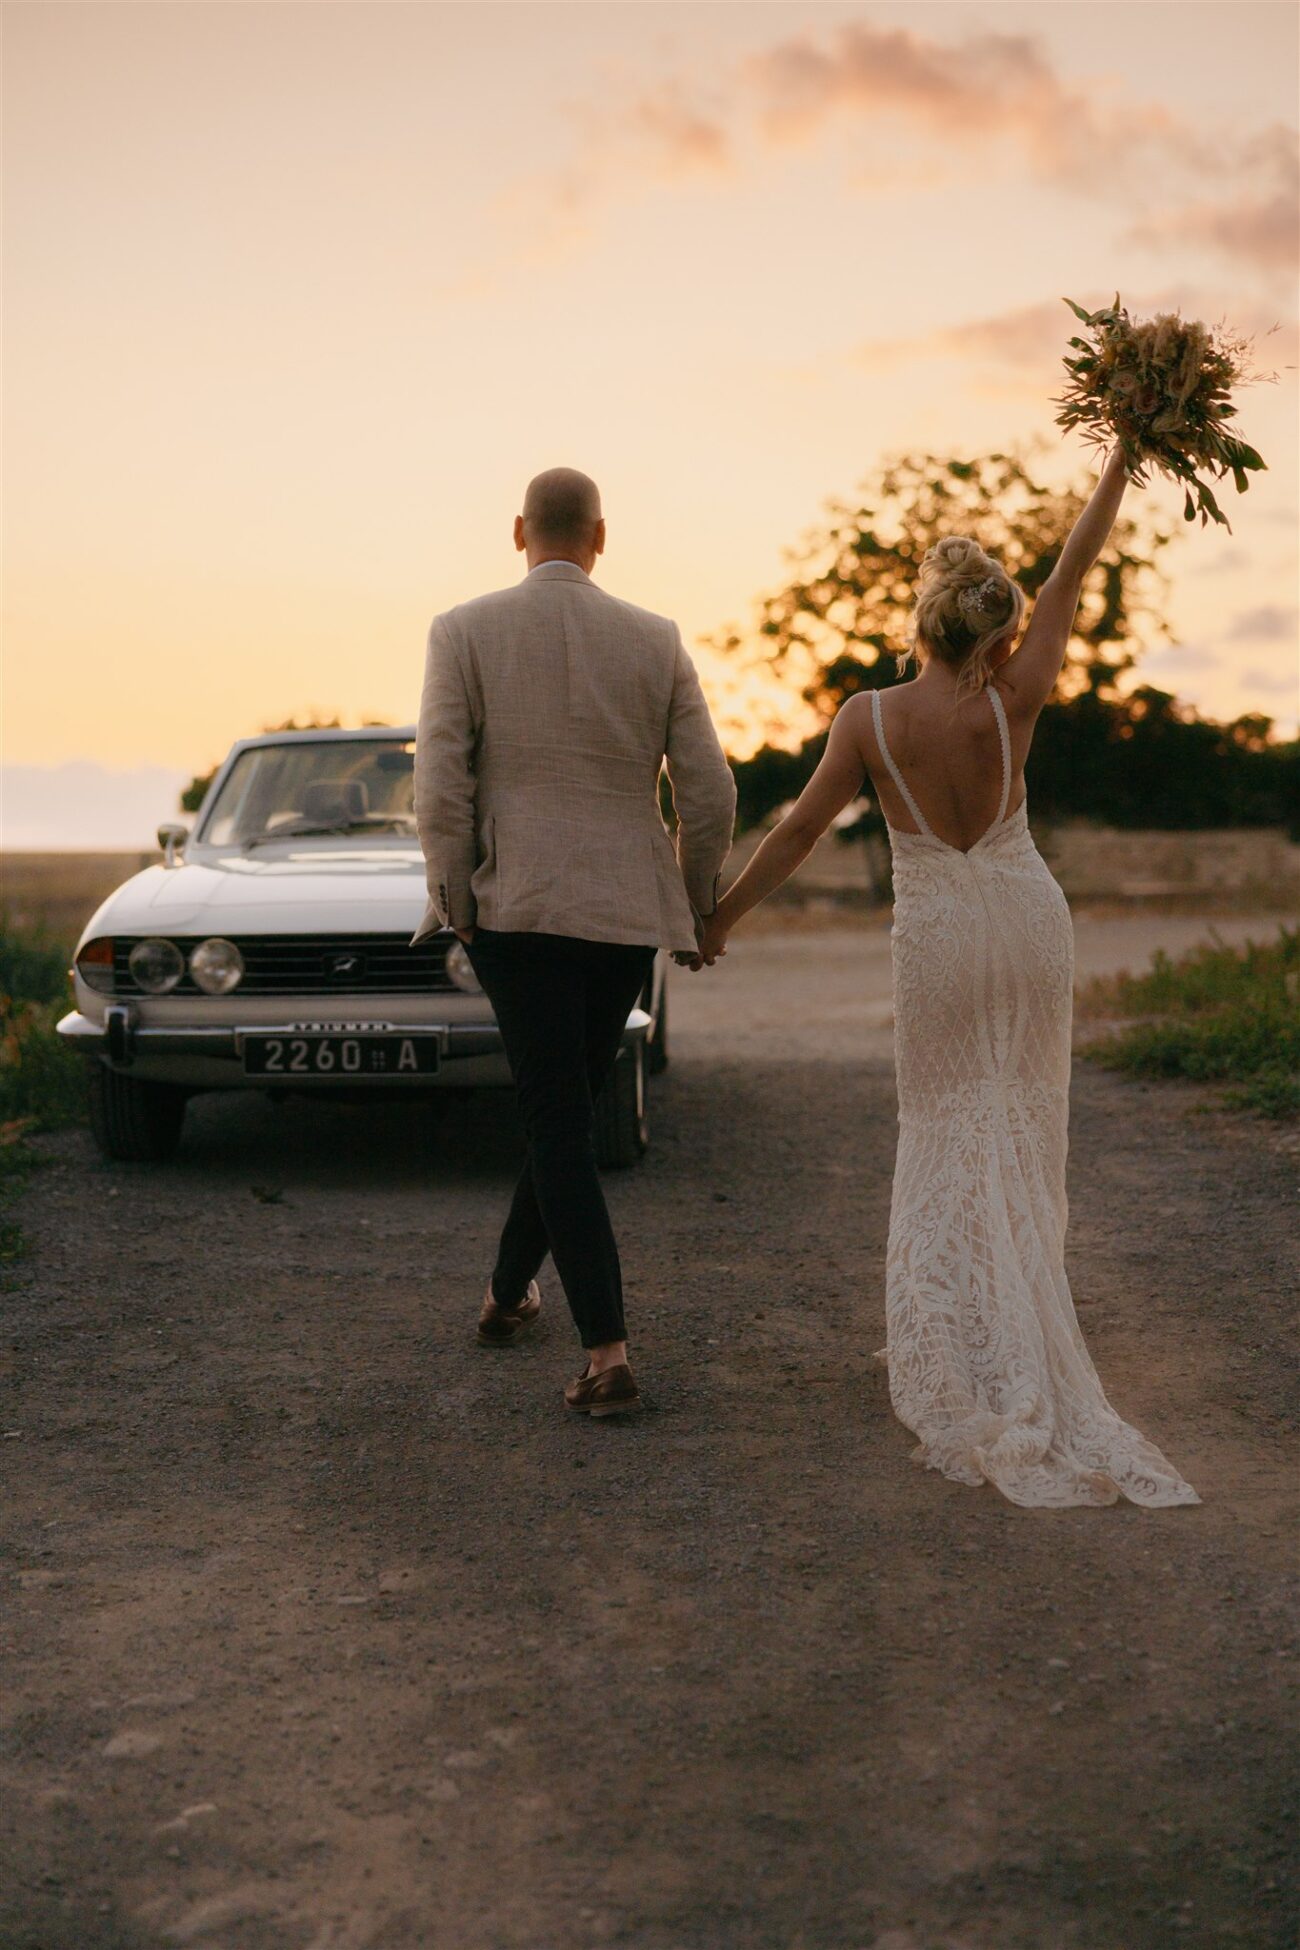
[464,929,657,1349]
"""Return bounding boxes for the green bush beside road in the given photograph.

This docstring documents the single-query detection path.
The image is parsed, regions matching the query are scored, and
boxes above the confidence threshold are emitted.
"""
[0,913,86,1131]
[1081,926,1300,1118]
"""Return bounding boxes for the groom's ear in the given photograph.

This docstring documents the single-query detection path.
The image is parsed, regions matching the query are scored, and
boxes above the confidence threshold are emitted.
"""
[513,514,526,553]
[593,517,606,557]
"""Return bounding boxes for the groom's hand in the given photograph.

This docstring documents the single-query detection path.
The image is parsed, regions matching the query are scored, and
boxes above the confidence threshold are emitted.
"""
[672,917,706,971]
[674,911,728,972]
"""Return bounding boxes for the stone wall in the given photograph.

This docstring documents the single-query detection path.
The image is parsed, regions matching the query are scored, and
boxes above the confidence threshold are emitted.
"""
[724,823,1300,908]
[1036,823,1300,903]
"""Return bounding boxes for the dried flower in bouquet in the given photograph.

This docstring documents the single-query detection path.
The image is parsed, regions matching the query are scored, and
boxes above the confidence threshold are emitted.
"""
[1054,296,1271,529]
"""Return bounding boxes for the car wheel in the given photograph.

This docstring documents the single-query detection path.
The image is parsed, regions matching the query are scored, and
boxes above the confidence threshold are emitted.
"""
[88,1065,187,1163]
[594,1043,649,1169]
[647,980,668,1076]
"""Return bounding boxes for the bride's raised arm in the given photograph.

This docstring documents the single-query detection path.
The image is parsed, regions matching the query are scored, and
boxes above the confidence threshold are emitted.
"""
[696,699,870,963]
[998,444,1131,720]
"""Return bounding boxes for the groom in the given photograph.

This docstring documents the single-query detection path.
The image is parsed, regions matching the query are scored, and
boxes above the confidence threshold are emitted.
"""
[413,467,736,1416]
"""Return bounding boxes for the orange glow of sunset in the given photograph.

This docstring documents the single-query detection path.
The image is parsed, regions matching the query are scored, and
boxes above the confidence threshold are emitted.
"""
[3,2,1297,846]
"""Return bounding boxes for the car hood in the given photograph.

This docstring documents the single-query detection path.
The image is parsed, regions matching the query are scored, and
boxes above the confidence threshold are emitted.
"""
[78,844,435,944]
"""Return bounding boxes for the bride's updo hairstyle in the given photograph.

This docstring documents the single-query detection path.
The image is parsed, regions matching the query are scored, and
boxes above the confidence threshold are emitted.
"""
[909,536,1025,696]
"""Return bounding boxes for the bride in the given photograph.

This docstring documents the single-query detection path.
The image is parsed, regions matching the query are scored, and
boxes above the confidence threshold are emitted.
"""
[700,445,1200,1509]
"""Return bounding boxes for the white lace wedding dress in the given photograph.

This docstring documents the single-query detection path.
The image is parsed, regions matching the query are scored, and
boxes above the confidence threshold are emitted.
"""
[871,686,1200,1509]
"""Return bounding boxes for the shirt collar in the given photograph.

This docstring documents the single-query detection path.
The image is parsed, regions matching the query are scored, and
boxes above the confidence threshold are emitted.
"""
[526,560,592,582]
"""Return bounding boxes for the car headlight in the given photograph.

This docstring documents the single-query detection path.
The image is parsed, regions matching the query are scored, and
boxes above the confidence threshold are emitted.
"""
[128,937,186,994]
[445,940,481,993]
[75,937,116,994]
[190,936,244,995]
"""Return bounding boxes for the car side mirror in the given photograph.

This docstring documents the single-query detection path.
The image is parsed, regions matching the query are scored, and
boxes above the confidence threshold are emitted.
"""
[158,821,189,867]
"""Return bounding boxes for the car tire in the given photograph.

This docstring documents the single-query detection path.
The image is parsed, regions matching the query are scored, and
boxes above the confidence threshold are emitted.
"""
[647,981,668,1076]
[594,1044,649,1169]
[88,1065,187,1163]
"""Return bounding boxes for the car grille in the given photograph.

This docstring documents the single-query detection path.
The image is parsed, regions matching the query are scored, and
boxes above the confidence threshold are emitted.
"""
[111,933,456,996]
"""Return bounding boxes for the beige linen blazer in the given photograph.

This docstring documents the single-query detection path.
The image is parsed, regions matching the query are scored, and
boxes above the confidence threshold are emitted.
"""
[411,561,736,954]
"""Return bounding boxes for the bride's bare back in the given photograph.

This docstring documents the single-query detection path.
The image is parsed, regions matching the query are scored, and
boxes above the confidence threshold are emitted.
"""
[849,678,1026,854]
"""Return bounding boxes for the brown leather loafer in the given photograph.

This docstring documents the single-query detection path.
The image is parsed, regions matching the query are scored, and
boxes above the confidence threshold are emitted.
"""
[564,1362,641,1418]
[477,1280,542,1346]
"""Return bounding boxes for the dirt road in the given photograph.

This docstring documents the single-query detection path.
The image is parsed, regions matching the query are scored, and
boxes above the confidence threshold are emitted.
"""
[2,930,1297,1950]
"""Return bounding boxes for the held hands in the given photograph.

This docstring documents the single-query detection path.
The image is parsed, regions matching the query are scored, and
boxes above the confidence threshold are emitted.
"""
[670,909,729,972]
[672,909,729,973]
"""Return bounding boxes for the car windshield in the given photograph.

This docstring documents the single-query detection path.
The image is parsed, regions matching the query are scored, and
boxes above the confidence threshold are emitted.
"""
[199,739,418,848]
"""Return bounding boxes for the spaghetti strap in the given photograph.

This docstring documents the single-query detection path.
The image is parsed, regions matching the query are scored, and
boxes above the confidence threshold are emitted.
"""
[871,689,934,838]
[987,687,1012,827]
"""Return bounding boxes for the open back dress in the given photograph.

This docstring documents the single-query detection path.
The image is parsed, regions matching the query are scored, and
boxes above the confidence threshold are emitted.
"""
[871,684,1200,1509]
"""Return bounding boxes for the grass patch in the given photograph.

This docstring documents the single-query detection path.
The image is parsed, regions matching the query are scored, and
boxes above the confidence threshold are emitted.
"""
[0,907,74,1006]
[0,1098,56,1279]
[0,1139,45,1185]
[0,1217,28,1264]
[0,913,86,1131]
[0,912,87,1282]
[0,1000,88,1127]
[1081,926,1300,1118]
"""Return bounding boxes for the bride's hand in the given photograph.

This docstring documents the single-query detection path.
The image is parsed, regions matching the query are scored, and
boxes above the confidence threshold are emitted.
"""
[699,910,729,966]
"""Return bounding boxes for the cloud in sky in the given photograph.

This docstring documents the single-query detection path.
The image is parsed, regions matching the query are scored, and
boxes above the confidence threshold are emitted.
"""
[743,23,1134,180]
[534,19,1295,281]
[621,82,731,174]
[1125,125,1299,275]
[1141,643,1223,674]
[1186,545,1253,577]
[556,60,731,186]
[459,17,1297,318]
[471,65,734,269]
[1226,603,1299,643]
[852,293,1298,400]
[1240,666,1298,697]
[1139,631,1296,707]
[854,298,1070,375]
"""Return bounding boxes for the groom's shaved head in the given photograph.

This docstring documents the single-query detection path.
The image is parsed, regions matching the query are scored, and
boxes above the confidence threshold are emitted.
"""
[522,467,602,547]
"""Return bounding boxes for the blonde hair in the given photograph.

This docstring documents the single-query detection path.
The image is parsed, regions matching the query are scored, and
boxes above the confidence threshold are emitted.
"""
[907,536,1025,696]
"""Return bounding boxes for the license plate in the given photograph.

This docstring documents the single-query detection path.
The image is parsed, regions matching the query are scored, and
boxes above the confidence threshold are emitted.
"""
[241,1032,441,1077]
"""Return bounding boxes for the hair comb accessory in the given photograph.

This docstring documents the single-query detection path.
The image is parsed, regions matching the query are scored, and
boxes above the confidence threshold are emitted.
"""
[957,576,1001,619]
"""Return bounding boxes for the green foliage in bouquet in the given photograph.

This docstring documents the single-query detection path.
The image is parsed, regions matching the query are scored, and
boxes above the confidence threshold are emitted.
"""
[1055,296,1269,530]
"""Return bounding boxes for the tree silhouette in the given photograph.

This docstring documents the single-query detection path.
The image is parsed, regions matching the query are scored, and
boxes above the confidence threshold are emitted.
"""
[720,447,1172,721]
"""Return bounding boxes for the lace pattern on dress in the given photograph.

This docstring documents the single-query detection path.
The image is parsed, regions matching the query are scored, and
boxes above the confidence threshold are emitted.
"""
[873,687,1200,1508]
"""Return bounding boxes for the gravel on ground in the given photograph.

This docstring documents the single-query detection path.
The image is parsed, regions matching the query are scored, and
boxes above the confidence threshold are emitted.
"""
[2,928,1297,1950]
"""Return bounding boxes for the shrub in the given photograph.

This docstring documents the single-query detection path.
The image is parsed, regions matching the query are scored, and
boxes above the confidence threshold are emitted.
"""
[0,910,73,1006]
[0,915,86,1129]
[0,1000,87,1128]
[1083,927,1300,1118]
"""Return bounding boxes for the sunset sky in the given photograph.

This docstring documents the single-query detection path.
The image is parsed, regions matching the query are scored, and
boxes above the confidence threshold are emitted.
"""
[4,0,1297,847]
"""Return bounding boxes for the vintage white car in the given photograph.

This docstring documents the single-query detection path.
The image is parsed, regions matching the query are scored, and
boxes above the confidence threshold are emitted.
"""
[57,726,667,1167]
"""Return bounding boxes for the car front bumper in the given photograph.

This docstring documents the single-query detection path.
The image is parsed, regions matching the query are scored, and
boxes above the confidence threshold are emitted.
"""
[56,1005,651,1090]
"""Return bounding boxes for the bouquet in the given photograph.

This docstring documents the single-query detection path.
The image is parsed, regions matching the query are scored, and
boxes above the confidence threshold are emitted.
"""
[1054,295,1270,529]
